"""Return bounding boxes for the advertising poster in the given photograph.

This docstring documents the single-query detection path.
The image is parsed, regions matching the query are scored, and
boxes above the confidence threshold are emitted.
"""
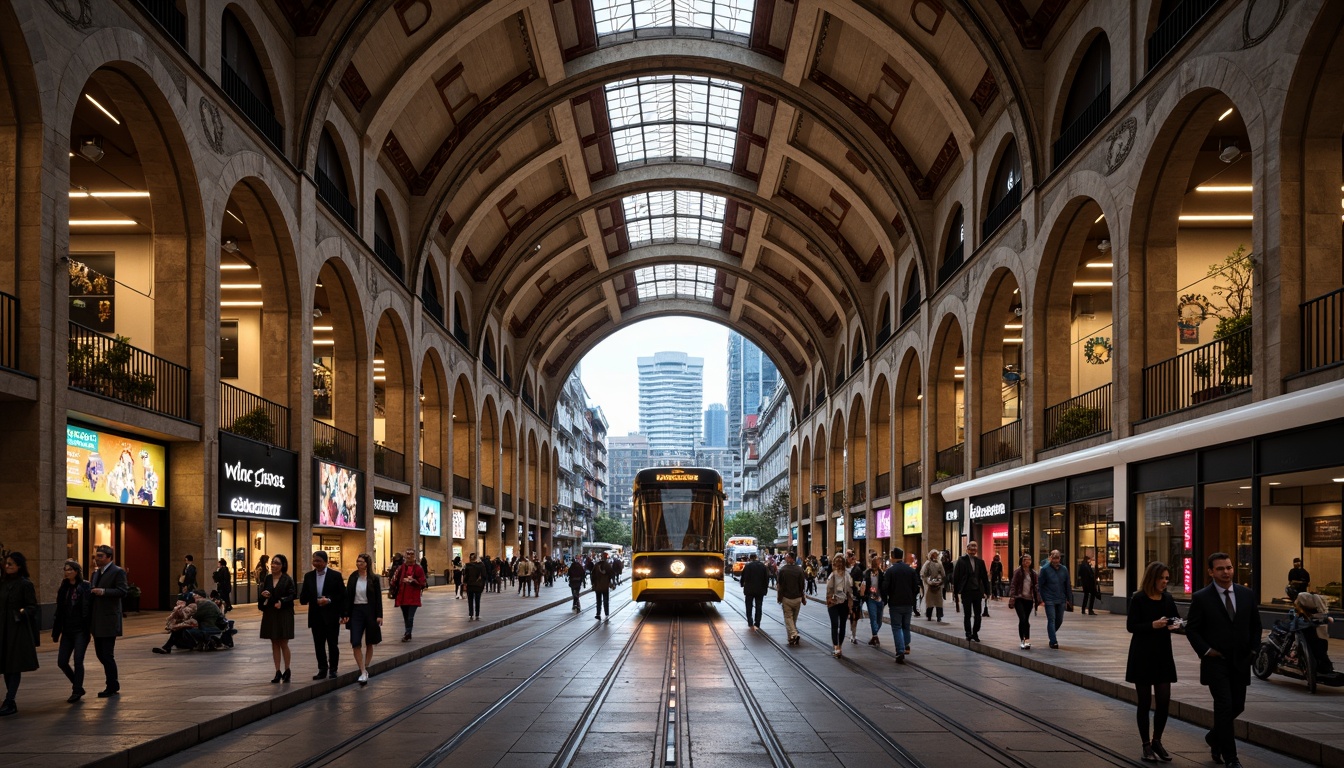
[68,252,115,333]
[874,508,893,539]
[1106,522,1124,568]
[903,500,923,535]
[314,459,363,530]
[419,496,442,537]
[219,432,298,521]
[66,423,165,508]
[452,509,466,540]
[853,517,867,540]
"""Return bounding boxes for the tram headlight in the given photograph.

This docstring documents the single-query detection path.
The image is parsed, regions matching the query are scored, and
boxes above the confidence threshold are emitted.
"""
[704,566,721,576]
[635,567,652,576]
[670,560,686,575]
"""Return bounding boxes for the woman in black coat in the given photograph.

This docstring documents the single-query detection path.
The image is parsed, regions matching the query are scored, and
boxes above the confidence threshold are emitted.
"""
[1078,555,1100,615]
[53,559,94,702]
[213,558,232,612]
[343,553,383,685]
[0,551,40,717]
[259,553,297,683]
[1126,561,1181,763]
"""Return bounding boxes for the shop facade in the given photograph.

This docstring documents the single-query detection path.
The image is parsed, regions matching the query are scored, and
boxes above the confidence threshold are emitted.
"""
[372,491,403,576]
[216,432,299,606]
[311,457,365,576]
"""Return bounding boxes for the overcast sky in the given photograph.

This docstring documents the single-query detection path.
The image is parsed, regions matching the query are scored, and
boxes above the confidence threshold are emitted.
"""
[579,317,730,436]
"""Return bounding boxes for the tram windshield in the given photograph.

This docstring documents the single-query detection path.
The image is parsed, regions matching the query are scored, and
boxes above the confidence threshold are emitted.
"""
[633,488,720,552]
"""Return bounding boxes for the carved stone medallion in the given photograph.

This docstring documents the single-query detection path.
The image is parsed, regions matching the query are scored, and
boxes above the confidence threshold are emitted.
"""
[45,0,91,29]
[199,98,225,155]
[1104,117,1138,176]
[1242,0,1287,49]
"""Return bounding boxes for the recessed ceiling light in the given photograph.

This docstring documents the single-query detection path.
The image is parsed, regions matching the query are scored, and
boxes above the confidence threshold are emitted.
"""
[69,219,137,226]
[219,300,263,307]
[1072,281,1113,287]
[220,263,252,270]
[1085,261,1113,268]
[69,190,150,198]
[1178,214,1253,221]
[1195,185,1252,193]
[373,375,386,382]
[1002,337,1024,343]
[373,359,385,365]
[313,339,335,346]
[1003,323,1023,330]
[954,365,964,371]
[220,283,262,290]
[85,94,121,125]
[1218,107,1234,121]
[1268,482,1281,486]
[314,325,334,332]
[1093,214,1104,223]
[1334,478,1344,483]
[1239,486,1251,490]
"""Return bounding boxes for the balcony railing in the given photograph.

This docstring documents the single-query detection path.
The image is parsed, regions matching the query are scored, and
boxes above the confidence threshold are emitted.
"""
[0,290,16,370]
[220,59,283,149]
[901,461,920,491]
[316,168,357,230]
[529,501,537,517]
[937,243,965,286]
[313,420,358,466]
[850,481,866,506]
[132,0,186,47]
[1143,327,1252,419]
[1301,287,1344,372]
[452,473,472,501]
[934,443,964,482]
[220,382,291,450]
[1044,383,1113,448]
[374,445,405,482]
[982,180,1022,240]
[1147,0,1222,71]
[876,321,891,348]
[481,484,495,507]
[68,322,190,420]
[373,235,404,283]
[978,420,1022,467]
[1052,84,1110,168]
[502,491,513,513]
[831,490,845,513]
[801,501,810,518]
[874,472,890,499]
[421,461,441,492]
[900,290,921,327]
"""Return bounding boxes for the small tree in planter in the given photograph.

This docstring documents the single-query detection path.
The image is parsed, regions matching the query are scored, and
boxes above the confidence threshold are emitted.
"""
[1205,245,1255,382]
[68,334,156,406]
[1050,406,1100,446]
[228,407,276,444]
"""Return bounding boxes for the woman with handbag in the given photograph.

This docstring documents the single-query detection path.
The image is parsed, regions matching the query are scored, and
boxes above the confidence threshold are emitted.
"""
[862,556,887,646]
[392,547,426,641]
[920,550,946,622]
[258,553,296,683]
[0,551,40,716]
[53,559,93,702]
[1009,553,1041,650]
[343,553,383,685]
[824,554,854,658]
[1126,561,1180,762]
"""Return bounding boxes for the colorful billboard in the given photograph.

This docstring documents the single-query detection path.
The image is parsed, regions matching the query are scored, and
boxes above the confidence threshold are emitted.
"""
[66,423,165,507]
[903,500,923,535]
[419,496,442,537]
[452,509,466,540]
[314,459,363,530]
[874,507,893,539]
[218,432,298,521]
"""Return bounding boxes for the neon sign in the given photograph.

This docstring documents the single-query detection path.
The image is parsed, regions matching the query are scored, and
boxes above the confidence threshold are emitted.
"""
[1183,508,1193,593]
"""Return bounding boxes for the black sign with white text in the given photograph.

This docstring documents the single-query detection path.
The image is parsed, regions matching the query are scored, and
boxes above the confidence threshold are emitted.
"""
[218,432,299,522]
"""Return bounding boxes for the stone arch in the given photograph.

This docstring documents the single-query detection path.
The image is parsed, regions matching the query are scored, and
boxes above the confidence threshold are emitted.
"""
[869,374,891,499]
[419,346,449,490]
[894,346,922,491]
[1051,28,1112,153]
[928,313,966,481]
[969,266,1024,467]
[222,3,289,138]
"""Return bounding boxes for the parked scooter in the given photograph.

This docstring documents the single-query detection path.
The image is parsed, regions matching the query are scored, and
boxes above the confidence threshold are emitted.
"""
[1252,614,1342,693]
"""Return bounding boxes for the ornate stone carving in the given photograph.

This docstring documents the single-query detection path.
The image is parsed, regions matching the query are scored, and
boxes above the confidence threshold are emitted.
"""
[199,98,225,155]
[45,0,91,29]
[1242,0,1288,49]
[1104,117,1138,176]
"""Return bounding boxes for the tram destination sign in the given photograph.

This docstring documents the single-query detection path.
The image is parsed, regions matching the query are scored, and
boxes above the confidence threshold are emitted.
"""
[218,432,298,522]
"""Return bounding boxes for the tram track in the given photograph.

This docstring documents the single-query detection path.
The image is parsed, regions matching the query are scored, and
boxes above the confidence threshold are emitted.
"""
[698,603,793,768]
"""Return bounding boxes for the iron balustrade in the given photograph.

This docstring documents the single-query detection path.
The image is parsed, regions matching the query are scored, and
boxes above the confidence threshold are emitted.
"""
[814,390,826,408]
[421,462,442,492]
[481,484,495,507]
[876,321,891,348]
[502,491,513,513]
[423,290,445,326]
[452,474,473,501]
[529,502,537,517]
[937,243,965,286]
[1143,327,1252,419]
[851,352,863,375]
[220,59,283,149]
[373,235,404,282]
[68,322,190,419]
[874,472,890,499]
[1147,0,1222,71]
[132,0,186,47]
[374,444,405,482]
[901,461,921,491]
[982,181,1022,240]
[1052,84,1111,168]
[219,382,291,449]
[315,168,357,230]
[850,481,866,506]
[522,389,535,411]
[831,490,844,513]
[978,420,1022,467]
[0,290,16,370]
[801,501,810,518]
[900,290,921,326]
[453,323,470,348]
[313,420,358,466]
[934,443,964,482]
[1301,287,1344,372]
[1043,383,1113,448]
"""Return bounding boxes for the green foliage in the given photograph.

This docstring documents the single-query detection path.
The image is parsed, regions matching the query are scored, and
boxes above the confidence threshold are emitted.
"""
[725,509,780,545]
[313,439,339,461]
[1215,311,1253,379]
[592,513,631,547]
[1192,360,1212,380]
[1050,406,1100,446]
[68,334,156,405]
[762,489,791,522]
[229,406,276,443]
[1205,245,1254,321]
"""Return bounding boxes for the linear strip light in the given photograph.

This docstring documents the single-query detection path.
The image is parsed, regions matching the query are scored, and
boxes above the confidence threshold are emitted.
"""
[1178,214,1252,221]
[69,190,150,198]
[1093,214,1104,224]
[85,94,121,125]
[1073,281,1113,287]
[1002,338,1024,343]
[226,209,244,224]
[220,263,252,270]
[1195,185,1252,193]
[1086,261,1113,268]
[220,300,263,307]
[1003,323,1023,330]
[1218,108,1234,121]
[221,283,262,290]
[954,365,965,372]
[314,325,334,332]
[70,219,137,226]
[313,339,335,346]
[373,375,387,382]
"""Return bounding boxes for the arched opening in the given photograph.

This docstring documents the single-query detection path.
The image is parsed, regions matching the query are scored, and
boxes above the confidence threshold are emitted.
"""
[900,261,922,326]
[847,397,867,524]
[972,269,1024,467]
[798,439,812,557]
[421,261,445,327]
[895,349,922,493]
[220,6,283,148]
[451,375,478,549]
[1054,32,1111,167]
[372,312,412,483]
[983,137,1022,240]
[453,292,470,347]
[876,293,892,347]
[527,430,541,555]
[479,397,500,553]
[828,413,845,550]
[502,347,514,388]
[373,194,403,282]
[312,259,367,465]
[501,412,517,551]
[850,329,864,376]
[834,343,847,388]
[482,327,498,377]
[930,316,965,482]
[316,127,356,230]
[419,350,447,494]
[937,205,965,286]
[870,375,891,500]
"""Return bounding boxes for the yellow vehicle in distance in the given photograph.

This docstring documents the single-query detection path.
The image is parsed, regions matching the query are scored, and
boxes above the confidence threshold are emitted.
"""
[725,536,759,579]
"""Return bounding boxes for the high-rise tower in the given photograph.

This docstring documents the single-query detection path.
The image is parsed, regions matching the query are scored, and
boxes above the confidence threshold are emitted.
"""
[703,403,727,447]
[726,332,779,449]
[637,351,704,450]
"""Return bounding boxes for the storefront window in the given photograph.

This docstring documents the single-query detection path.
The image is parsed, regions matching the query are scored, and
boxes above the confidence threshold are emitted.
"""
[1072,500,1114,595]
[1032,505,1066,566]
[1202,480,1253,590]
[375,515,393,576]
[1014,509,1031,569]
[1261,470,1342,610]
[66,509,85,565]
[1138,488,1194,600]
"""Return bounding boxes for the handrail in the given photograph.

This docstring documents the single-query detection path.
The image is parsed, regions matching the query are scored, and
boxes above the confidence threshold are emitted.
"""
[0,290,17,370]
[315,167,357,229]
[1147,0,1223,71]
[220,382,291,450]
[901,461,921,492]
[982,180,1022,240]
[452,473,473,501]
[220,59,283,149]
[374,444,405,482]
[421,462,442,492]
[874,472,890,499]
[937,243,965,286]
[1043,383,1113,448]
[313,420,358,467]
[1052,84,1111,168]
[1301,287,1344,372]
[68,322,190,419]
[978,420,1022,467]
[934,443,964,482]
[373,234,404,282]
[899,290,921,326]
[131,0,186,47]
[1142,327,1251,419]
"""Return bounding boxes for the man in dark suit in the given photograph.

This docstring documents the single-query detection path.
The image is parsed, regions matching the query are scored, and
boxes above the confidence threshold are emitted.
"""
[89,544,127,697]
[1185,552,1261,768]
[952,541,990,643]
[882,548,920,663]
[179,553,197,594]
[300,550,346,679]
[739,553,769,630]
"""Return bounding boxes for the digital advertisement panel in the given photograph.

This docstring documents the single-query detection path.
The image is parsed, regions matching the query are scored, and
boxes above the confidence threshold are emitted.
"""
[419,496,442,537]
[903,500,923,535]
[66,423,166,507]
[874,508,893,539]
[314,459,364,530]
[218,432,298,521]
[853,517,867,540]
[452,509,466,540]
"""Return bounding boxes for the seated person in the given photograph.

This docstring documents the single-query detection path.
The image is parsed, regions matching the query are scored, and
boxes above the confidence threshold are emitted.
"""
[185,590,226,650]
[154,597,199,653]
[1292,591,1335,675]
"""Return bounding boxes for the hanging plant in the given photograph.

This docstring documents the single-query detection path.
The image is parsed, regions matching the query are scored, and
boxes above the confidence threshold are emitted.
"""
[1084,336,1112,365]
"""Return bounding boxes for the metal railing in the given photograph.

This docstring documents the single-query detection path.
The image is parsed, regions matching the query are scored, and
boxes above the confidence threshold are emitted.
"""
[850,481,866,506]
[421,461,441,492]
[874,472,890,499]
[220,59,283,149]
[68,322,190,419]
[1043,383,1112,448]
[373,235,404,282]
[1053,84,1110,168]
[982,180,1022,240]
[132,0,186,47]
[1301,287,1344,372]
[937,243,964,286]
[452,474,472,501]
[0,290,16,370]
[876,321,891,347]
[978,420,1022,467]
[801,501,810,518]
[1147,0,1222,71]
[316,168,357,230]
[502,491,513,513]
[1143,327,1252,419]
[901,461,920,491]
[219,382,291,449]
[312,420,358,466]
[423,289,445,326]
[374,444,405,482]
[831,490,844,513]
[900,290,921,326]
[934,443,964,482]
[481,484,495,507]
[529,501,537,517]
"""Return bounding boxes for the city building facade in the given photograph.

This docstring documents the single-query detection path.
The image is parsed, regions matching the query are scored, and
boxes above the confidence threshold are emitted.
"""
[703,402,727,447]
[727,331,780,450]
[637,351,704,450]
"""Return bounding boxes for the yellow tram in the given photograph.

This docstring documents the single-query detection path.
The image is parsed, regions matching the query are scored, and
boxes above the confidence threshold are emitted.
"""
[629,467,725,602]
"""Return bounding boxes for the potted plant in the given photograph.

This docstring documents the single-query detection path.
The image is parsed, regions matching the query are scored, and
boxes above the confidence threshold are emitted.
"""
[67,334,157,406]
[1049,406,1100,446]
[1191,359,1221,403]
[228,406,276,444]
[313,438,339,462]
[1206,245,1254,384]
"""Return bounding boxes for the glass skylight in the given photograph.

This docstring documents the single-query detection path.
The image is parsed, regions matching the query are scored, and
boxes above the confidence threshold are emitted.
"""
[592,0,754,37]
[622,191,726,246]
[605,76,742,166]
[634,264,718,301]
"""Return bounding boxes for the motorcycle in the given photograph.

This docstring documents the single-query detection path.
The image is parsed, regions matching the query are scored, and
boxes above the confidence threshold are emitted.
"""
[1252,615,1343,693]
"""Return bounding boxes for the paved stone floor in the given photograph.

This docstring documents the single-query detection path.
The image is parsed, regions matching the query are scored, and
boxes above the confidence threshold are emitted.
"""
[0,581,1338,763]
